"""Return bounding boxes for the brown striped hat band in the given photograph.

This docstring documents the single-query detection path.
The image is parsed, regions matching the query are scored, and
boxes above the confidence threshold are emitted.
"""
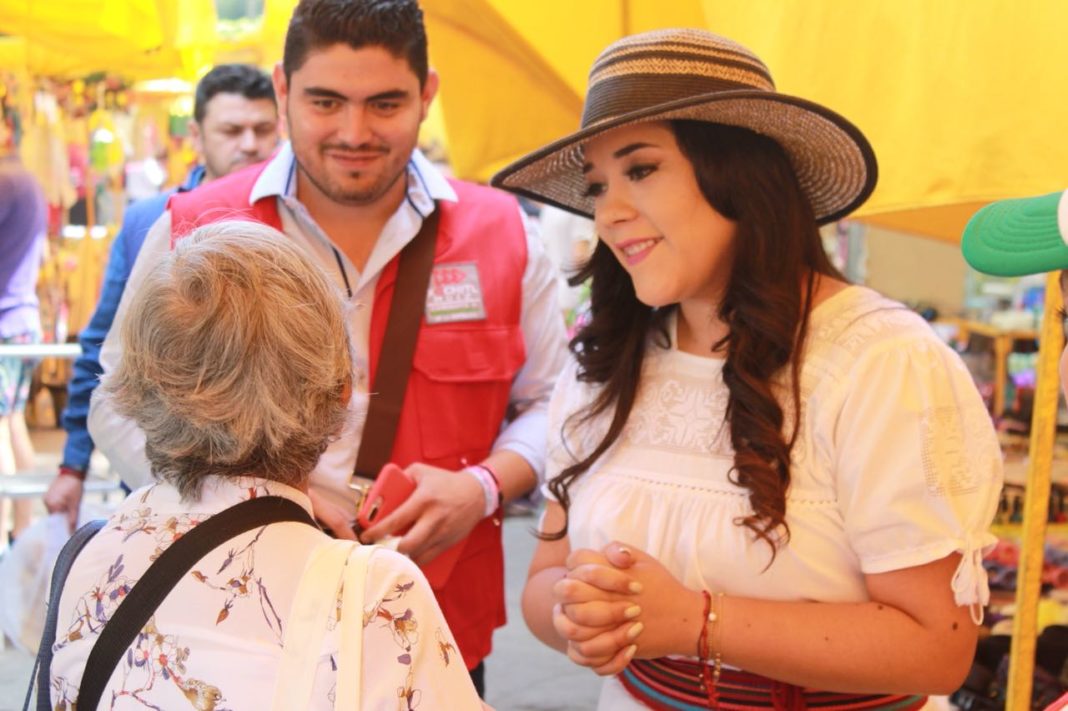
[491,28,878,225]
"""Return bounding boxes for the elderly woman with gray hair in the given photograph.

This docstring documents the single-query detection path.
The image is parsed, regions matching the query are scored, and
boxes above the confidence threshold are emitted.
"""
[38,222,483,710]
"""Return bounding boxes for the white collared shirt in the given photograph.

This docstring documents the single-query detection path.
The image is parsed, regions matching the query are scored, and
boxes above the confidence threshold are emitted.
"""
[89,143,566,516]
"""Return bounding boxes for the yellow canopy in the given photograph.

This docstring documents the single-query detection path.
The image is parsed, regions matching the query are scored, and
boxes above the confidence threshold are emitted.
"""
[0,36,90,77]
[0,0,218,79]
[6,1,1066,240]
[698,0,1068,240]
[421,0,707,180]
[424,0,1068,241]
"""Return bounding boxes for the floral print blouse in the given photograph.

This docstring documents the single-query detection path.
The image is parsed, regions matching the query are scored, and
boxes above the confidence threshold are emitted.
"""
[49,476,483,710]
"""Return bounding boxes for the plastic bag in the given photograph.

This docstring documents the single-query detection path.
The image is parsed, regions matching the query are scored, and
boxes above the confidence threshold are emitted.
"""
[0,504,111,654]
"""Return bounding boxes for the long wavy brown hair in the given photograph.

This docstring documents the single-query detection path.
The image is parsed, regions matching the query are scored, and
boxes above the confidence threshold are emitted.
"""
[545,120,845,556]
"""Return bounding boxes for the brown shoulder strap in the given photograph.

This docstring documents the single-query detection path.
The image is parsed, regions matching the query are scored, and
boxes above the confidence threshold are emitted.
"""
[352,209,440,480]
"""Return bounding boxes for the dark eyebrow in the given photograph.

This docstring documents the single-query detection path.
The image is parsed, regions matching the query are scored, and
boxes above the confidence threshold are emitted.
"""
[302,87,347,100]
[366,90,410,103]
[581,141,658,174]
[302,87,410,104]
[219,121,276,129]
[614,142,656,158]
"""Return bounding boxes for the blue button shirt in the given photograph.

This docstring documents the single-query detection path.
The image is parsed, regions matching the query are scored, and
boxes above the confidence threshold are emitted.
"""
[60,167,205,472]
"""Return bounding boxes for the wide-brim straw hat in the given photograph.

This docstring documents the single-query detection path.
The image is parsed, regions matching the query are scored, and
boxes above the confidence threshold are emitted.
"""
[491,28,878,225]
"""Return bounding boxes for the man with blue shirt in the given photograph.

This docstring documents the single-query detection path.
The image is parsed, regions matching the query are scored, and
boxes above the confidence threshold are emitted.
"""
[43,64,279,526]
[87,0,566,695]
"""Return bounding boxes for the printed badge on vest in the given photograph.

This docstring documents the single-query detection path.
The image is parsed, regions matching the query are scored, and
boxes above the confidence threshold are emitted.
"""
[425,262,487,324]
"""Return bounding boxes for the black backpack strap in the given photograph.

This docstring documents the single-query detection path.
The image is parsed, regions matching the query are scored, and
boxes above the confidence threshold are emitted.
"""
[75,496,315,711]
[26,518,107,711]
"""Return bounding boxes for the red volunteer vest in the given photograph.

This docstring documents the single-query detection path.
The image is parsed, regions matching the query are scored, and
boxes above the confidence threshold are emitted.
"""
[168,162,528,669]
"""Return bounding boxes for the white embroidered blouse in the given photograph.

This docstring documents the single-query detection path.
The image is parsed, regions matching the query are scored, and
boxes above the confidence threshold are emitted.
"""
[48,477,483,710]
[547,286,1001,615]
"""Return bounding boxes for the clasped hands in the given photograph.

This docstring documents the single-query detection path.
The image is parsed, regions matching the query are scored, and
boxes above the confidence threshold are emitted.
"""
[553,542,703,676]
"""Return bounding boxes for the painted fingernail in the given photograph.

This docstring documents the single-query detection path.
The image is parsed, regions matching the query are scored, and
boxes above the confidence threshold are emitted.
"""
[627,622,644,641]
[624,605,642,619]
[624,644,638,661]
[629,581,644,594]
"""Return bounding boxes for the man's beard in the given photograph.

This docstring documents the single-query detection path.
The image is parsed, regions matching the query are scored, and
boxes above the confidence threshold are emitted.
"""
[296,154,406,207]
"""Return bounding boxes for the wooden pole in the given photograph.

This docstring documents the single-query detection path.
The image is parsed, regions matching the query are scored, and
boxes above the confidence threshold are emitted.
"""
[1006,270,1063,708]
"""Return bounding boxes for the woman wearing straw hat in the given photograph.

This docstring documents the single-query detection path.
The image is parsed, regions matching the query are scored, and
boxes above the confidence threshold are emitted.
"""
[493,29,1002,709]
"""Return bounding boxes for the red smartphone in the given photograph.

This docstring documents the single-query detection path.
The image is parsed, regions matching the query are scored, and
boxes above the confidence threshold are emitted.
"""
[355,463,417,533]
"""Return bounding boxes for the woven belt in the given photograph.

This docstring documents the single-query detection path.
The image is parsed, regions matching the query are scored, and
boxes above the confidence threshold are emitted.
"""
[619,657,928,710]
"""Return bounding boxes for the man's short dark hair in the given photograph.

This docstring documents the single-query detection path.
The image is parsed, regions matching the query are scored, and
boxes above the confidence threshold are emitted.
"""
[194,64,276,123]
[282,0,428,85]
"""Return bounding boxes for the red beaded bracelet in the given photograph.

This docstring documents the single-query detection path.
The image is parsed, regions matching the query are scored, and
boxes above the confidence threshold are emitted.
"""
[58,465,87,481]
[698,590,723,709]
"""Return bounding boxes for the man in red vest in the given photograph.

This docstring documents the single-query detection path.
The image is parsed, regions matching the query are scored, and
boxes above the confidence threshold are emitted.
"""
[87,0,567,696]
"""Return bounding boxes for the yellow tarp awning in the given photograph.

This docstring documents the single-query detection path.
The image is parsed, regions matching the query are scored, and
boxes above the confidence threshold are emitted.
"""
[424,0,1068,241]
[422,0,708,180]
[6,1,1066,240]
[0,0,218,79]
[698,0,1068,240]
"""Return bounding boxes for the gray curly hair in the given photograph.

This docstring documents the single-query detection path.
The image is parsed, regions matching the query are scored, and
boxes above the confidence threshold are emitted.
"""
[102,221,351,499]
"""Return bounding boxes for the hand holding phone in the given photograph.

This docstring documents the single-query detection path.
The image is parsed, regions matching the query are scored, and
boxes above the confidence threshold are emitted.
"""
[355,463,417,534]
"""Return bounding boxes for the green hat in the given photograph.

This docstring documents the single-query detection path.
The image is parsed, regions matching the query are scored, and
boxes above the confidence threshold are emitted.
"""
[961,190,1068,277]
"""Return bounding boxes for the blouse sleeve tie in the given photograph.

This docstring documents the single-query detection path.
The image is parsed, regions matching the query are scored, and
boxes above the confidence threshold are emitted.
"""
[951,531,995,625]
